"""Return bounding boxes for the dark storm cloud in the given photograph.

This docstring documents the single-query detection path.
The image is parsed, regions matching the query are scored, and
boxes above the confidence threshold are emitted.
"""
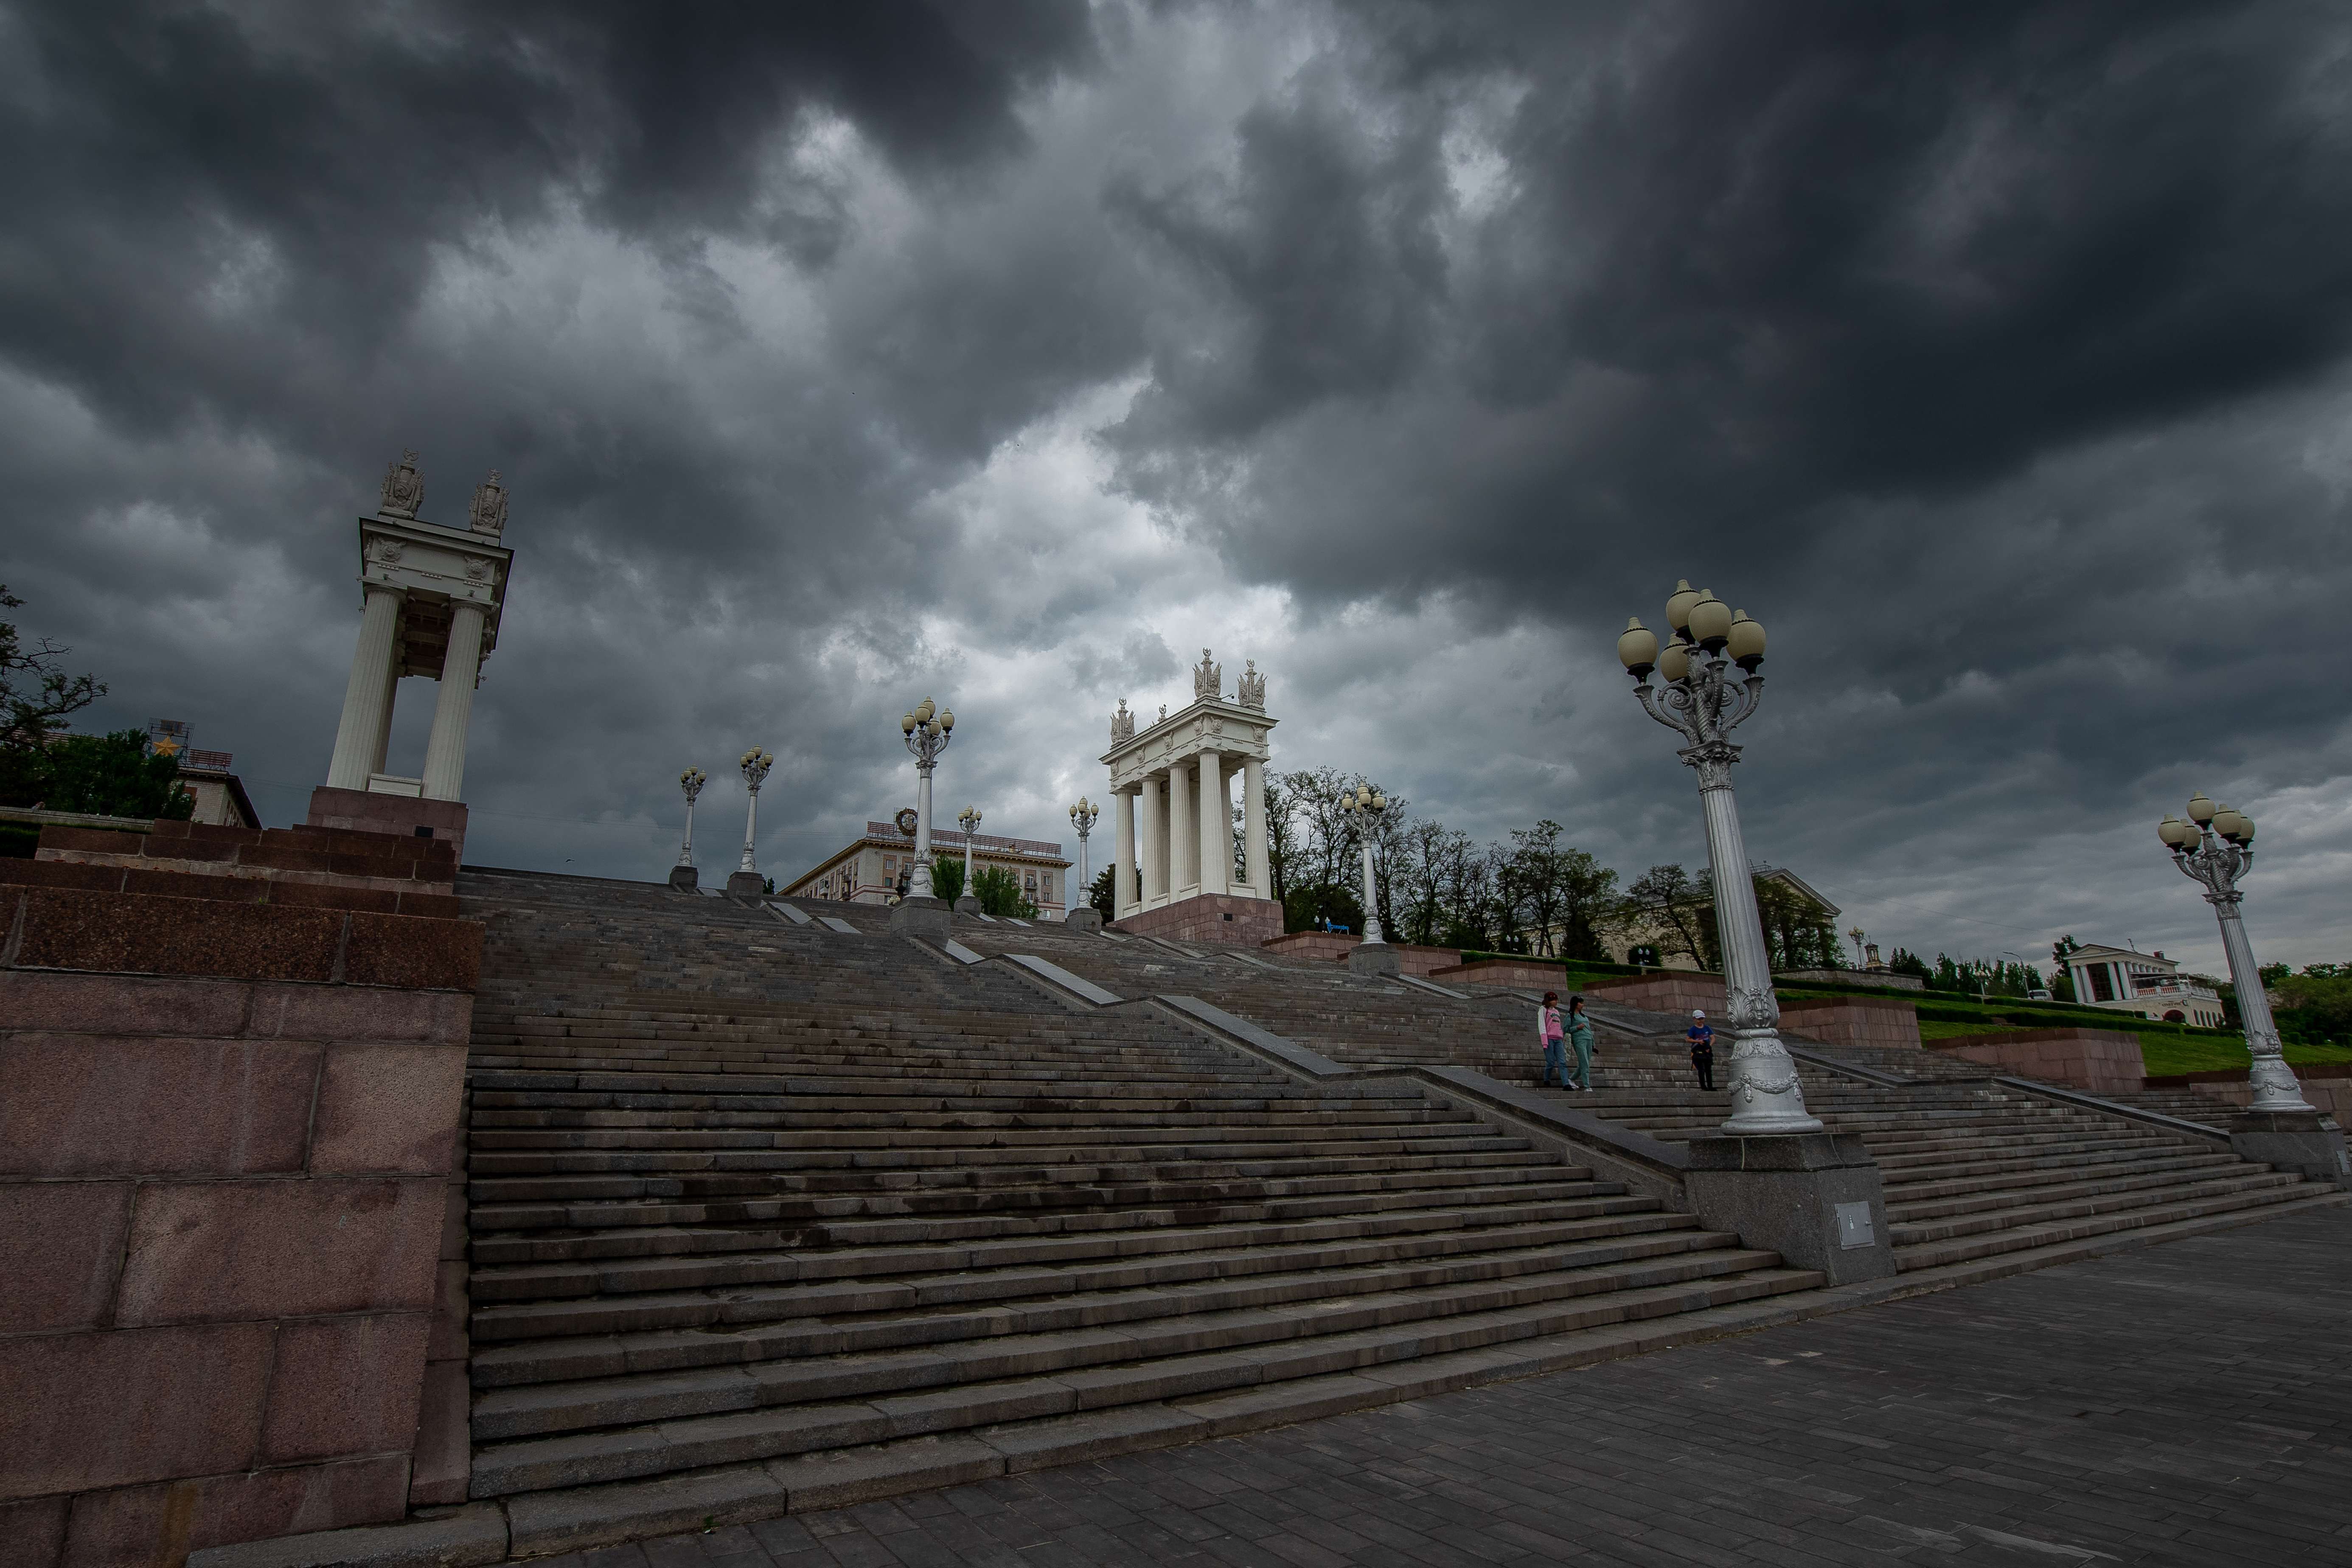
[1110,0,2352,581]
[4,0,2350,968]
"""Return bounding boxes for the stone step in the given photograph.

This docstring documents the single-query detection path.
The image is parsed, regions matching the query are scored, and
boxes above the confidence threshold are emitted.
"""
[1880,1150,2245,1208]
[1892,1180,2316,1271]
[467,1161,1591,1233]
[470,1226,1758,1420]
[464,1133,1535,1178]
[467,1203,1698,1307]
[467,1257,1817,1496]
[1889,1169,2303,1244]
[469,1190,1660,1269]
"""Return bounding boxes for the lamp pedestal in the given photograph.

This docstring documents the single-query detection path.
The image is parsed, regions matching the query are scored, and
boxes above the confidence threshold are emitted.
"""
[2229,1109,2352,1189]
[1683,1133,1897,1285]
[890,894,950,941]
[1347,942,1399,976]
[1064,907,1103,931]
[954,894,981,914]
[669,864,699,890]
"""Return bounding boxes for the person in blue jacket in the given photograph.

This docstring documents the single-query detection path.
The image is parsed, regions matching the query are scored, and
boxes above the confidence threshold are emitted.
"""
[1687,1009,1715,1090]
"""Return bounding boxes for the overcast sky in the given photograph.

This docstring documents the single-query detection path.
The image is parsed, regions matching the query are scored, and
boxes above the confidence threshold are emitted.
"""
[5,1,2350,976]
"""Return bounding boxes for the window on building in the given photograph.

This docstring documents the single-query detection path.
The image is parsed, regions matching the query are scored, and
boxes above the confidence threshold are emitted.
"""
[2087,965,2115,1003]
[1041,873,1053,901]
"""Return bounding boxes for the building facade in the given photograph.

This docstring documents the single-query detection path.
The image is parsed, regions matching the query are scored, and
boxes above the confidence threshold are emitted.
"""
[1586,864,1841,971]
[784,821,1070,914]
[2060,942,2225,1027]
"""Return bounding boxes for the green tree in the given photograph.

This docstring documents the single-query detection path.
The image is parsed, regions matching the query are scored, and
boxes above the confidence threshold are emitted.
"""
[970,864,1037,918]
[929,856,965,905]
[0,584,107,808]
[40,730,194,820]
[1087,865,1114,920]
[2050,935,2083,1001]
[1622,864,1708,967]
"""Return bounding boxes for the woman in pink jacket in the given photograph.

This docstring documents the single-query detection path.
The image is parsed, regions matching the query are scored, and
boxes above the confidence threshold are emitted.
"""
[1536,991,1571,1088]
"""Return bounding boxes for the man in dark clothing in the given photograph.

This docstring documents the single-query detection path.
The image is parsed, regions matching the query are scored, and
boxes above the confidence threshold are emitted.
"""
[1687,1009,1715,1091]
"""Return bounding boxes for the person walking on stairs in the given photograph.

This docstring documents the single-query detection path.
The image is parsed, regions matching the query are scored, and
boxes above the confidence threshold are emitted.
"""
[1566,995,1595,1091]
[1687,1009,1715,1090]
[1537,991,1573,1088]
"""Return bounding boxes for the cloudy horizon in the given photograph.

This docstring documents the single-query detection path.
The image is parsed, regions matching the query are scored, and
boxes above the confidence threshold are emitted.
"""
[5,1,2350,979]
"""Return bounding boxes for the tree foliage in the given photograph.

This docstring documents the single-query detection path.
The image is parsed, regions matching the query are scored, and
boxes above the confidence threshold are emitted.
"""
[36,730,195,820]
[969,864,1037,918]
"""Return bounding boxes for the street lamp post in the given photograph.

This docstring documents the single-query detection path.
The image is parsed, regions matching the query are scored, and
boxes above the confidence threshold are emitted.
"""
[1618,581,1822,1136]
[2159,796,2310,1114]
[670,766,707,889]
[890,700,954,934]
[2161,795,2351,1185]
[1068,797,1099,926]
[957,805,982,912]
[1339,784,1397,975]
[727,749,772,896]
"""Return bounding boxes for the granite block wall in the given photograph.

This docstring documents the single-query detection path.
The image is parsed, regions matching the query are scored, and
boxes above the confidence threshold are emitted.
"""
[0,857,479,1568]
[1925,1028,2146,1094]
[1111,892,1283,947]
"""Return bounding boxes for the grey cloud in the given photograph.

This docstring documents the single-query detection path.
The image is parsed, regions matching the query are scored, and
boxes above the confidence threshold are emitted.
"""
[6,0,2352,973]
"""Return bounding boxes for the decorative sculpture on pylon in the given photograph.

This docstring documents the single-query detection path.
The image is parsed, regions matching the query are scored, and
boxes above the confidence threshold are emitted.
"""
[1237,659,1266,710]
[469,470,508,534]
[1110,699,1135,745]
[379,449,424,518]
[1192,648,1221,702]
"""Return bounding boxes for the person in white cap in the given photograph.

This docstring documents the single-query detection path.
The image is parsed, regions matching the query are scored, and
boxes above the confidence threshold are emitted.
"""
[1686,1008,1715,1090]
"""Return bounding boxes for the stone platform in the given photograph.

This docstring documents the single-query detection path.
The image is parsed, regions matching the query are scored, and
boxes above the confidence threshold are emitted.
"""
[542,1204,2352,1567]
[1110,890,1281,946]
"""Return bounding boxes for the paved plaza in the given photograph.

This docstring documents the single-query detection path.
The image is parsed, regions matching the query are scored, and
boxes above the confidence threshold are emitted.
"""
[536,1206,2352,1568]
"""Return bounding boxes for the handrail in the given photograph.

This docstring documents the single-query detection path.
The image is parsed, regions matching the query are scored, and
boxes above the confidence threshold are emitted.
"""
[1992,1076,2230,1143]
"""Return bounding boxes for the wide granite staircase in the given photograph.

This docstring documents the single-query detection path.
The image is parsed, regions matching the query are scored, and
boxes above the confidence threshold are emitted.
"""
[449,871,1824,1549]
[942,917,2343,1280]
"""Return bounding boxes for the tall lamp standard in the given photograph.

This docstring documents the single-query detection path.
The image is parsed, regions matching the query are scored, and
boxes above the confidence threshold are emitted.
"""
[727,748,772,896]
[2159,796,2310,1114]
[956,805,983,913]
[1618,582,1822,1135]
[1339,784,1397,975]
[670,766,707,889]
[898,698,953,900]
[1068,797,1099,928]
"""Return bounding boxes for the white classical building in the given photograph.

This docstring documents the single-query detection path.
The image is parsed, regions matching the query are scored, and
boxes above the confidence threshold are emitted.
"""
[784,821,1070,913]
[2060,942,2226,1028]
[1102,650,1280,945]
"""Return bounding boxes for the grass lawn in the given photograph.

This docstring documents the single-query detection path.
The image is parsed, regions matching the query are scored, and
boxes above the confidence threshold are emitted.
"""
[1918,1019,2021,1041]
[1915,1018,2352,1077]
[2138,1034,2352,1077]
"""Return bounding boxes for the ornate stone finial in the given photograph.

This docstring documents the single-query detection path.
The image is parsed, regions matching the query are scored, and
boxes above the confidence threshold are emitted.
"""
[1193,647,1221,702]
[469,469,508,534]
[1110,699,1134,745]
[379,449,424,518]
[1237,658,1266,710]
[1157,704,1167,722]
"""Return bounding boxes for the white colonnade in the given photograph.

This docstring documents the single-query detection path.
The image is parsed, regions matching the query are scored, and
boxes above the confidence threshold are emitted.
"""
[1101,654,1277,920]
[321,454,512,804]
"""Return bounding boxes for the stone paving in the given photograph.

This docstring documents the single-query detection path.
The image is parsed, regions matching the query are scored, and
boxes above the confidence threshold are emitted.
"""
[524,1206,2352,1566]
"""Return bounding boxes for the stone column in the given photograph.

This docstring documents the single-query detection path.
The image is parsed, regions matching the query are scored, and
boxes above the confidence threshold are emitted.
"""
[420,602,486,802]
[1243,756,1269,900]
[1137,775,1163,907]
[1169,760,1195,895]
[326,585,404,790]
[368,654,398,777]
[1196,749,1227,897]
[1114,788,1138,917]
